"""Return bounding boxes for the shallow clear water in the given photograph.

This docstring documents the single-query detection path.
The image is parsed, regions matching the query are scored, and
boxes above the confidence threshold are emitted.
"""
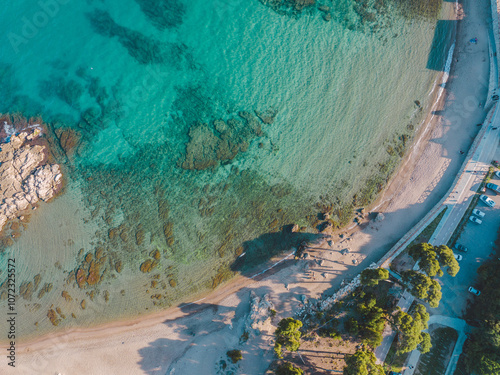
[0,0,452,337]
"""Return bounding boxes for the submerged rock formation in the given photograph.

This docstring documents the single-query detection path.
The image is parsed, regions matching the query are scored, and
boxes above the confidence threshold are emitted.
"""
[259,0,316,14]
[0,130,63,231]
[180,110,273,171]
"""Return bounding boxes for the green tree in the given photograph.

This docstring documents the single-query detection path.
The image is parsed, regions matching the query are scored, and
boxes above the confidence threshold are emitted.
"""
[413,303,430,326]
[346,318,359,335]
[434,245,460,276]
[409,243,442,277]
[274,318,302,358]
[343,350,384,375]
[392,304,430,354]
[401,270,431,299]
[360,268,389,286]
[401,270,442,307]
[355,293,386,348]
[419,332,432,353]
[427,279,442,308]
[276,362,303,375]
[476,355,500,374]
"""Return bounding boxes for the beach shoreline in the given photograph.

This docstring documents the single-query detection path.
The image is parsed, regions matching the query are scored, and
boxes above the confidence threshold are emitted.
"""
[1,0,494,373]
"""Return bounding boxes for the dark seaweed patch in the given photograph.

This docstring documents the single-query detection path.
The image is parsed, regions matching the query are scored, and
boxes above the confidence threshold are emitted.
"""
[39,76,84,110]
[134,0,185,30]
[87,9,185,65]
[0,63,44,115]
[259,0,441,34]
[391,0,442,21]
[259,0,316,16]
[87,9,165,64]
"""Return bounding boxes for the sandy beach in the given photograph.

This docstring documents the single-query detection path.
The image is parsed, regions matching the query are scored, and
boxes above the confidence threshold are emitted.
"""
[2,0,494,374]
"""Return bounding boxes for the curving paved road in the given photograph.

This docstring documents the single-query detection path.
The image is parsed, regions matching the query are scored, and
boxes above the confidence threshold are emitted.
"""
[376,100,500,369]
[430,121,500,245]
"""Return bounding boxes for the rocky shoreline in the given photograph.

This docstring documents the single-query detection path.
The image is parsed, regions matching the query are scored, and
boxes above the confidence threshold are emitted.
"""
[0,127,63,235]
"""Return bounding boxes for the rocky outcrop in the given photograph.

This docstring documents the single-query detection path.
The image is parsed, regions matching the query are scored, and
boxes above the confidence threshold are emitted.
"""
[243,292,275,339]
[55,128,81,158]
[254,108,278,124]
[0,131,63,231]
[74,249,107,288]
[23,164,62,202]
[180,109,274,171]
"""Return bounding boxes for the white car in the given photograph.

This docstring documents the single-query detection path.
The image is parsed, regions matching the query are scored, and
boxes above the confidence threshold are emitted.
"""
[480,194,495,207]
[469,216,482,224]
[472,208,485,218]
[486,183,500,194]
[468,286,481,296]
[454,253,463,261]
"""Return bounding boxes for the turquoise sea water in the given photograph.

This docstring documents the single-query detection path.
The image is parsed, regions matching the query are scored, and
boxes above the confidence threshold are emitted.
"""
[0,0,452,337]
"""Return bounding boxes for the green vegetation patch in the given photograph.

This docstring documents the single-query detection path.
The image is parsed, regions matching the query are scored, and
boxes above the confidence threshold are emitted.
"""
[360,268,389,287]
[274,318,303,358]
[344,349,384,375]
[276,361,304,375]
[392,303,431,355]
[401,270,442,308]
[415,327,458,375]
[409,243,459,278]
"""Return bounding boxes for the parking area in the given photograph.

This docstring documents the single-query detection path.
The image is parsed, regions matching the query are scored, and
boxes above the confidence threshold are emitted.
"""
[432,167,500,318]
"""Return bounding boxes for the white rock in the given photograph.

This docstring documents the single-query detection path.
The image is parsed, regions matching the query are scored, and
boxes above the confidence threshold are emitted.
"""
[243,292,275,338]
[0,131,62,231]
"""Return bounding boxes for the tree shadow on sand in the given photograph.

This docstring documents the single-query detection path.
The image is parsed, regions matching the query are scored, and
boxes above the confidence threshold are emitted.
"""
[231,228,326,273]
[136,241,320,375]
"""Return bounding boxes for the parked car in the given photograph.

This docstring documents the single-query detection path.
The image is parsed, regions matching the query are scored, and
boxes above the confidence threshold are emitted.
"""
[469,216,482,224]
[480,194,495,207]
[454,253,463,261]
[486,183,500,194]
[455,244,468,253]
[472,208,486,218]
[468,287,481,296]
[495,170,500,178]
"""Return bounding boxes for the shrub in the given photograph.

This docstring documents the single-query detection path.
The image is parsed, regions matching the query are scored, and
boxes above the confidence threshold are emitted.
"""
[360,268,389,286]
[276,362,303,375]
[226,349,242,363]
[274,318,303,357]
[346,318,359,335]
